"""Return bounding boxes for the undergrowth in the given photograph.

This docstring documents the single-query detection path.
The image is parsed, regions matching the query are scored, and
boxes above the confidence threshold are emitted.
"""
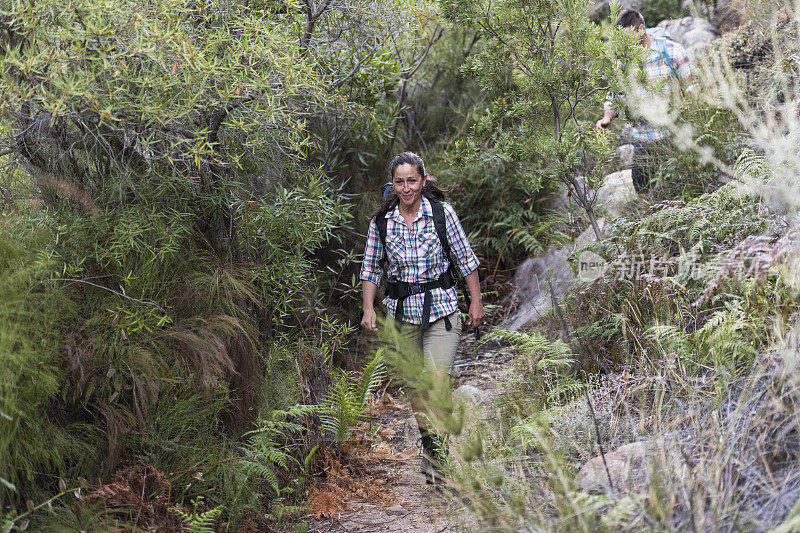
[442,3,800,528]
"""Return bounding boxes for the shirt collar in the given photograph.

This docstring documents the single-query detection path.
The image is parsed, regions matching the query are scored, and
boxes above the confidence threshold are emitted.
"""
[387,196,432,224]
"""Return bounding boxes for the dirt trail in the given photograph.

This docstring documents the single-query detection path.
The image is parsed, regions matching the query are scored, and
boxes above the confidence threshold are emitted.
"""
[307,334,514,533]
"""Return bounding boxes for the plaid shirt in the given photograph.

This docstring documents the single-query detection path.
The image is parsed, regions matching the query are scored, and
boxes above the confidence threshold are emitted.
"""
[360,197,480,325]
[605,36,693,142]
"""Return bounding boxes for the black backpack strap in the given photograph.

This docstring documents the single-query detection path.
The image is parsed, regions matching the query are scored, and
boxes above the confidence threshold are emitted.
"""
[430,199,471,321]
[376,214,388,270]
[430,199,452,267]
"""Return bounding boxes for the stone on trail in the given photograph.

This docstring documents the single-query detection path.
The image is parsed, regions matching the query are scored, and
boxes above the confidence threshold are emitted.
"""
[385,504,407,516]
[452,384,490,406]
[452,384,501,448]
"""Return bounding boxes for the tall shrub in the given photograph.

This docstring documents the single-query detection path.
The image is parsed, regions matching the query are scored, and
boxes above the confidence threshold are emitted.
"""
[439,0,619,243]
[0,0,346,511]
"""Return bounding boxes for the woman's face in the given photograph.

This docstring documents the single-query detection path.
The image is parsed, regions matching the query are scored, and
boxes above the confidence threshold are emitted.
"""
[392,163,426,209]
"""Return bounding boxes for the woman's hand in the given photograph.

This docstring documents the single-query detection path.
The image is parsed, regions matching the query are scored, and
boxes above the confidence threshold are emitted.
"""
[361,308,378,331]
[468,300,485,329]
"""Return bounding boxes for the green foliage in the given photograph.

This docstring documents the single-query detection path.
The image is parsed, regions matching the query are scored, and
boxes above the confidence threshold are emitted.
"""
[21,501,132,533]
[320,350,386,447]
[438,0,623,248]
[433,146,555,268]
[405,26,485,145]
[404,3,800,531]
[646,104,744,200]
[240,404,318,496]
[0,219,101,503]
[0,0,357,522]
[170,497,224,533]
[565,183,794,378]
[640,0,686,26]
[492,329,585,409]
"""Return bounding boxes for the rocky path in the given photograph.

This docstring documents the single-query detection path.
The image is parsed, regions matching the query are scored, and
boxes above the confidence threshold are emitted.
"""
[306,334,515,533]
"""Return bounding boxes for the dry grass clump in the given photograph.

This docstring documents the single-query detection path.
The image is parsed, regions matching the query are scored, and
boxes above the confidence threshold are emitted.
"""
[440,337,800,531]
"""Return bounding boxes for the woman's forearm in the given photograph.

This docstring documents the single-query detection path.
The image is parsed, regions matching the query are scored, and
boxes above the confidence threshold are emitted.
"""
[464,270,481,304]
[363,280,378,311]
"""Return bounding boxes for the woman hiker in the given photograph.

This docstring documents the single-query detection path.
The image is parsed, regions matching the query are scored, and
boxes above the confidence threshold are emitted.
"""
[360,151,484,485]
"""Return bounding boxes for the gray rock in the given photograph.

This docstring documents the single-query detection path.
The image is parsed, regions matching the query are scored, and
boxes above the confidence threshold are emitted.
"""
[576,441,648,492]
[452,384,491,406]
[503,245,572,331]
[656,17,718,61]
[452,384,501,451]
[385,504,407,516]
[504,220,606,331]
[504,169,637,331]
[575,437,689,493]
[596,169,637,219]
[617,144,635,168]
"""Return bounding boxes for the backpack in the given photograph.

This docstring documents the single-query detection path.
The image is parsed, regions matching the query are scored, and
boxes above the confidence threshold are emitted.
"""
[375,185,472,331]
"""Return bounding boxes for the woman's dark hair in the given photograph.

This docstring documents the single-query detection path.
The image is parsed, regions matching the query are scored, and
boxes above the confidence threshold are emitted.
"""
[616,9,645,28]
[372,152,447,221]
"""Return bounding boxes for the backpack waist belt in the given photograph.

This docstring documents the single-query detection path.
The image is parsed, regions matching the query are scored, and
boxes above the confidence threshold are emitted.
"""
[386,270,455,330]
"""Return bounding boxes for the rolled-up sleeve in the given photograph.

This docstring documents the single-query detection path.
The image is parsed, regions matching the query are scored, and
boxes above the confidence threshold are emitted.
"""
[360,217,384,285]
[442,203,480,277]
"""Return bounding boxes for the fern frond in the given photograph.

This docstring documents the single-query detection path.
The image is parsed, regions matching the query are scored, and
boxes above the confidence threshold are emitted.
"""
[354,349,386,411]
[240,459,281,494]
[320,351,386,447]
[170,498,224,533]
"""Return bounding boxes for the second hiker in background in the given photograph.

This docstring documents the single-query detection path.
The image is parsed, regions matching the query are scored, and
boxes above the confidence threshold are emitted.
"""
[596,9,694,194]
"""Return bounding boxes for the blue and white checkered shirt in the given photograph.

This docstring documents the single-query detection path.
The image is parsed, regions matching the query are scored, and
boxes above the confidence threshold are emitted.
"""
[605,36,694,142]
[360,197,480,325]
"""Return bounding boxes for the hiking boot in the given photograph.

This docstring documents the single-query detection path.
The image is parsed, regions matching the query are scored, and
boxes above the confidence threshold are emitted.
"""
[420,432,448,486]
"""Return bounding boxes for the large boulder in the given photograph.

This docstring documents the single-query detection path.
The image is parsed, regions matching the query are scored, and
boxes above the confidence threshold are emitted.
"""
[656,17,718,61]
[575,437,689,493]
[504,170,636,331]
[596,169,637,219]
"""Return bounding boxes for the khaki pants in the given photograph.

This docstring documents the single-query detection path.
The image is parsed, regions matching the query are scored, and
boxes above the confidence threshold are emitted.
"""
[383,311,462,435]
[385,311,462,375]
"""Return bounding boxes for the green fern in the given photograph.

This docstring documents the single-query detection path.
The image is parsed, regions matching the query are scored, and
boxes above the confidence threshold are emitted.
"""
[492,329,584,407]
[648,324,694,360]
[320,349,386,447]
[170,497,223,533]
[240,404,318,495]
[734,148,772,182]
[694,301,758,376]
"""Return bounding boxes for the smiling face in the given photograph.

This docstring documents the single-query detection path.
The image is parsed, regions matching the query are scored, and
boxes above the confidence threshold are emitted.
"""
[392,163,427,210]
